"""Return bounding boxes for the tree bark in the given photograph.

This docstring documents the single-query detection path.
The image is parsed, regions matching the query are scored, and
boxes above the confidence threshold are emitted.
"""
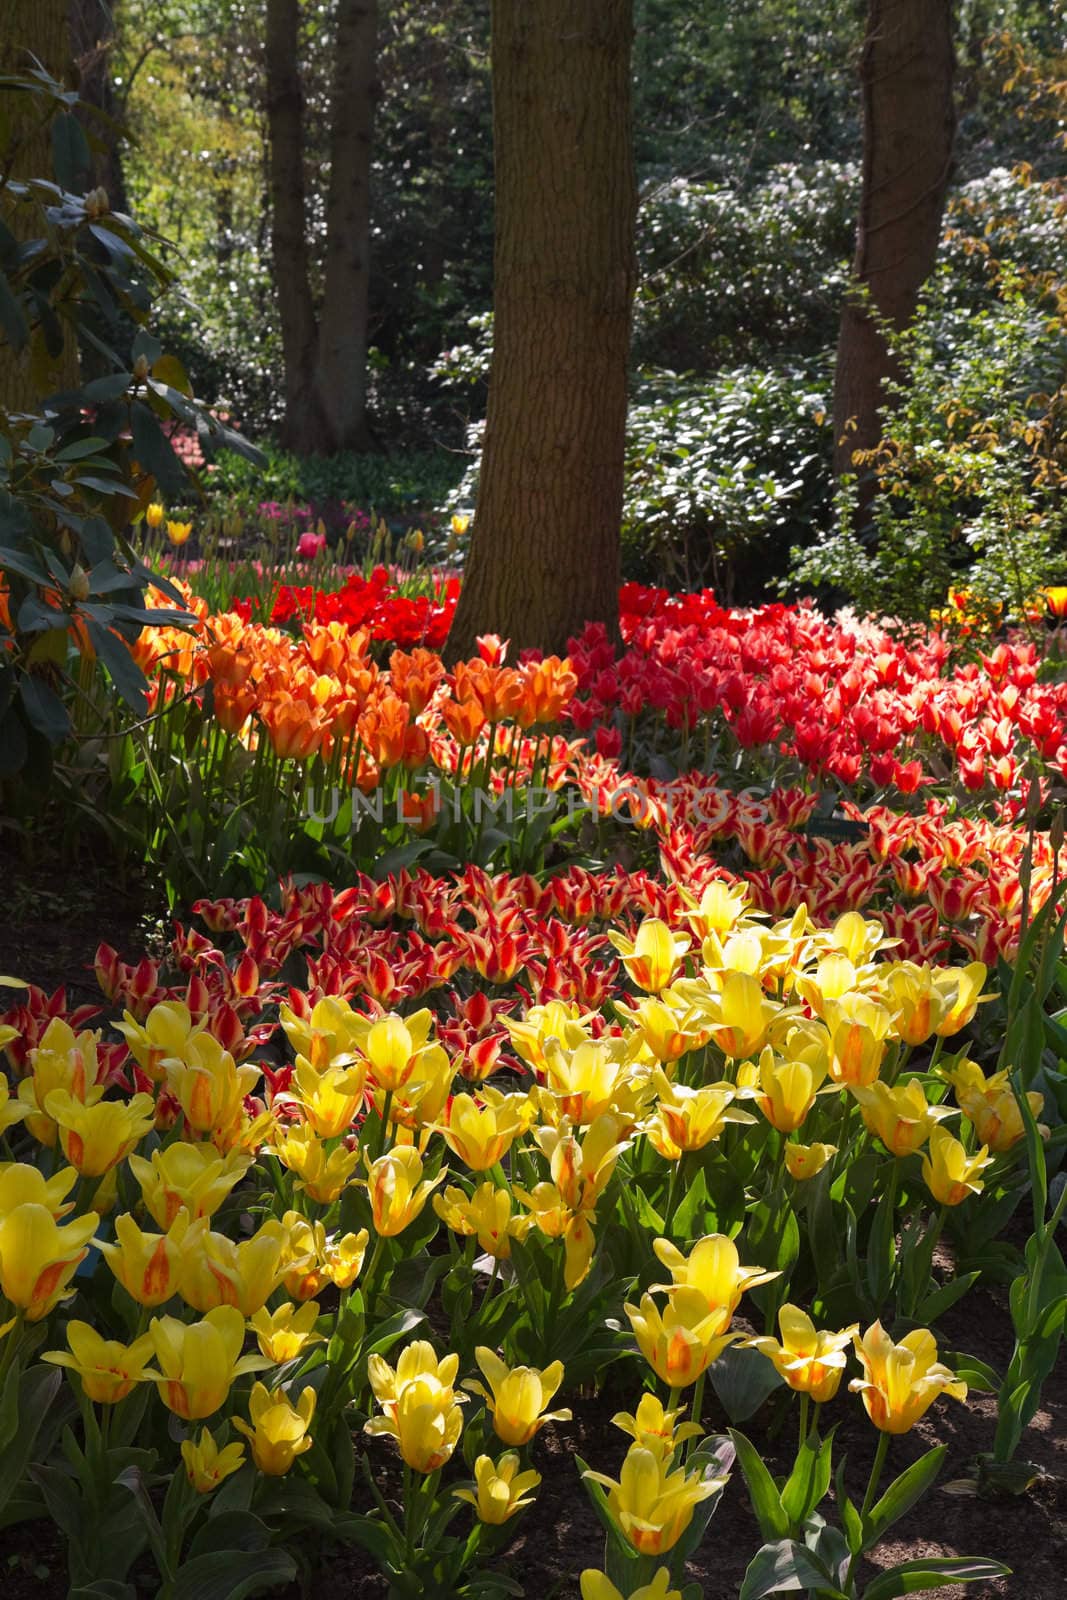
[265,0,325,452]
[315,0,378,453]
[68,0,128,213]
[267,0,378,456]
[832,0,956,481]
[0,0,79,411]
[445,0,636,662]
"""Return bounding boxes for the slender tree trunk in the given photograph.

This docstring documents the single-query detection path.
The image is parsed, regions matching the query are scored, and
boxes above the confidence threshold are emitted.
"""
[265,0,325,452]
[445,0,636,662]
[315,0,378,453]
[68,0,128,212]
[833,0,956,482]
[0,0,79,410]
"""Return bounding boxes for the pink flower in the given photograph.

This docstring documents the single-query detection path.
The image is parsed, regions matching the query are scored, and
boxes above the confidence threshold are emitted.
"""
[296,531,327,560]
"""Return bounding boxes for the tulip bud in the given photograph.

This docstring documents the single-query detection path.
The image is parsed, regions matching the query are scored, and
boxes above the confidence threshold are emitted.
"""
[69,563,90,602]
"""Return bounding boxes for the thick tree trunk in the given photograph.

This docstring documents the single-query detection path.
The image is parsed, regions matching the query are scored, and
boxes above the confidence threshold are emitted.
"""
[315,0,378,453]
[265,0,325,452]
[444,0,636,662]
[68,0,128,213]
[0,0,79,410]
[833,0,956,482]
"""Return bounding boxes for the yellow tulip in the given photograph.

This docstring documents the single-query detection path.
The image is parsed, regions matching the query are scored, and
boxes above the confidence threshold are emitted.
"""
[580,1570,682,1600]
[609,918,691,993]
[42,1321,156,1404]
[745,1304,858,1403]
[43,1090,156,1177]
[651,1234,778,1318]
[610,1394,702,1461]
[920,1126,992,1206]
[618,993,710,1065]
[0,1081,29,1136]
[365,1340,466,1472]
[364,1145,445,1235]
[280,1214,367,1299]
[680,879,753,941]
[454,1451,541,1524]
[533,1112,629,1212]
[179,1217,290,1316]
[541,1038,645,1127]
[755,1046,825,1134]
[625,1289,736,1387]
[583,1443,723,1555]
[849,1321,967,1434]
[145,501,165,529]
[828,911,890,965]
[435,1087,534,1170]
[784,1141,836,1180]
[824,995,893,1086]
[287,1057,367,1140]
[882,964,950,1047]
[0,1161,78,1218]
[278,995,367,1067]
[115,1002,206,1081]
[850,1078,955,1157]
[933,961,989,1037]
[234,1382,315,1475]
[433,1182,530,1258]
[381,1045,455,1131]
[948,1059,1044,1153]
[0,1203,97,1319]
[128,1141,253,1229]
[506,1001,594,1073]
[644,1077,755,1160]
[249,1300,325,1363]
[148,1305,268,1420]
[97,1209,205,1307]
[273,1121,361,1203]
[465,1347,571,1446]
[165,1035,260,1142]
[166,519,192,545]
[181,1426,246,1493]
[514,1180,598,1290]
[698,970,781,1058]
[21,1018,106,1143]
[361,1010,436,1092]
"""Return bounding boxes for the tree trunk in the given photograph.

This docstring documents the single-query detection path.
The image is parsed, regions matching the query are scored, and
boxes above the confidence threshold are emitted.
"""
[265,0,325,452]
[832,0,956,482]
[315,0,378,453]
[68,0,128,213]
[444,0,636,662]
[0,0,79,411]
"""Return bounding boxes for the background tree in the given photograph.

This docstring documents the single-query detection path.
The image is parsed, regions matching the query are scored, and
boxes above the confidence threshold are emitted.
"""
[265,0,378,454]
[0,0,80,409]
[68,0,128,211]
[445,0,637,660]
[833,0,957,483]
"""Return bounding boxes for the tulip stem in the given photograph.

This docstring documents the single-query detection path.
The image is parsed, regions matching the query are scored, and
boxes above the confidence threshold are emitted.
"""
[844,1431,891,1592]
[373,1091,394,1162]
[687,1371,706,1462]
[798,1392,810,1453]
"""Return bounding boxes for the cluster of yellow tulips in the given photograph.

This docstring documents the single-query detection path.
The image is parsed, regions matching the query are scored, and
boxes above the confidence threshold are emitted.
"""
[0,888,1029,1594]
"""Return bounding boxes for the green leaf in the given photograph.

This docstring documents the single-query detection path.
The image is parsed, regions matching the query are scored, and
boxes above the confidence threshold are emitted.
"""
[865,1446,946,1545]
[914,1271,978,1325]
[861,1557,1010,1600]
[85,622,147,713]
[709,1342,783,1423]
[169,1550,296,1600]
[187,1511,270,1557]
[19,674,70,743]
[152,353,192,396]
[739,1539,841,1600]
[728,1428,789,1541]
[82,373,134,404]
[0,705,27,777]
[51,113,91,188]
[780,1428,833,1528]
